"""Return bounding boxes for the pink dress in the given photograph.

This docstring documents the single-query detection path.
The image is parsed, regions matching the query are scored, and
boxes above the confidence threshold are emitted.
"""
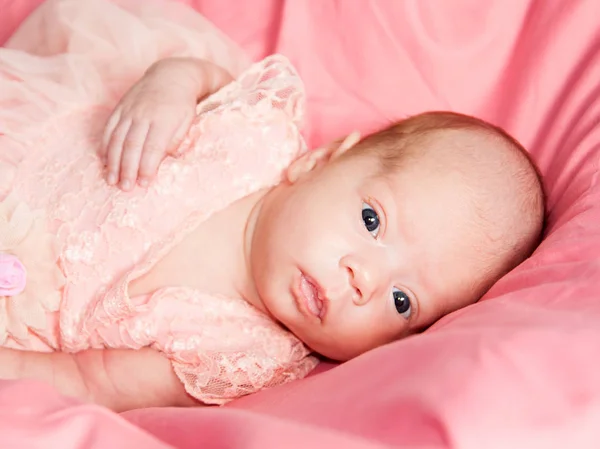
[0,0,318,405]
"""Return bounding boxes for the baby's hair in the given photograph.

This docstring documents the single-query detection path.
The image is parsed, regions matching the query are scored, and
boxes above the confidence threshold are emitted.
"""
[348,111,543,185]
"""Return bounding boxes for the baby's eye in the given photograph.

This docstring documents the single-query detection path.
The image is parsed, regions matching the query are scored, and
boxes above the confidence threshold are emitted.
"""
[393,288,412,319]
[362,203,380,237]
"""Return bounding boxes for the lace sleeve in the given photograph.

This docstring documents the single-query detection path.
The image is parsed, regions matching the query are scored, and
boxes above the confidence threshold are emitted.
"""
[200,54,305,126]
[172,348,319,406]
[176,54,307,157]
[164,289,319,405]
[98,287,319,406]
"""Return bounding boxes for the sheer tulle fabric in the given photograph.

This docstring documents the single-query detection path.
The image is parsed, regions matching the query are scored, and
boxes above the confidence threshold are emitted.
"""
[0,0,317,404]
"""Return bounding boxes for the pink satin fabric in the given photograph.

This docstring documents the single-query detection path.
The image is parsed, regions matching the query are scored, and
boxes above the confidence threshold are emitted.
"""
[1,1,599,448]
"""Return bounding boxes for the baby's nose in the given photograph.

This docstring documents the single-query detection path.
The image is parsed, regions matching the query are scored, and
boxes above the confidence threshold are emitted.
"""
[341,255,379,306]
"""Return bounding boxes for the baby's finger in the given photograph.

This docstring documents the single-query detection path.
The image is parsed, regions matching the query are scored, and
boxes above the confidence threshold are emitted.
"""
[137,124,176,186]
[119,122,150,191]
[101,109,122,162]
[105,119,132,186]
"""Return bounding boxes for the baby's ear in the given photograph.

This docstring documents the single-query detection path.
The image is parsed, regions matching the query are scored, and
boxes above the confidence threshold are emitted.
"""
[286,131,361,183]
[330,130,361,159]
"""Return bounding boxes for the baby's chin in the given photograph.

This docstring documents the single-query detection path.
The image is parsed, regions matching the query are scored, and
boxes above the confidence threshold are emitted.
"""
[296,332,376,362]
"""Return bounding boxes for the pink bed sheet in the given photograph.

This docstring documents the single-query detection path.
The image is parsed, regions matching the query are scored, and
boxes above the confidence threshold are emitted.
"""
[1,1,600,448]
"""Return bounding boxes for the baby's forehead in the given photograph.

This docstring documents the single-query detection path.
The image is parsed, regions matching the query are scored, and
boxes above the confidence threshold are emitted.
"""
[376,128,523,247]
[397,128,528,192]
[358,123,534,223]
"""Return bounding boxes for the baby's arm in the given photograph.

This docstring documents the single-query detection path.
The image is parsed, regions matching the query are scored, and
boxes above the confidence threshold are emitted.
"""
[0,347,197,412]
[101,57,233,191]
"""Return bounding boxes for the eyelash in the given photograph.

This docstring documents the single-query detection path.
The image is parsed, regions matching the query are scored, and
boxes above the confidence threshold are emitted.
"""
[362,198,386,239]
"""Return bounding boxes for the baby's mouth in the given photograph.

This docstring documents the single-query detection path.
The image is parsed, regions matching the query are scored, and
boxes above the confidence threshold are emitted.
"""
[300,274,325,318]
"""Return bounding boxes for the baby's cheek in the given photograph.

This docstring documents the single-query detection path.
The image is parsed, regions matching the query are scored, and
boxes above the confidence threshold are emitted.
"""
[427,289,479,330]
[329,307,399,355]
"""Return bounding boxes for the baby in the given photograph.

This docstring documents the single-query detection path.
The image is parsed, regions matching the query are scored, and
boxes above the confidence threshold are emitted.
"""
[0,56,544,412]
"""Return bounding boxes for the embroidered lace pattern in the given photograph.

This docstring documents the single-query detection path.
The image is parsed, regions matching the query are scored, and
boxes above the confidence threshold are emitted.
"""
[0,54,318,404]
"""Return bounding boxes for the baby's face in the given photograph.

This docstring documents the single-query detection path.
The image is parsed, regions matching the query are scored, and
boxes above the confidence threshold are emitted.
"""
[250,148,497,361]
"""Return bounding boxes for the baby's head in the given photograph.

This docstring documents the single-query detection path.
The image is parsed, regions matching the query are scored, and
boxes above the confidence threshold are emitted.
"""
[250,111,544,361]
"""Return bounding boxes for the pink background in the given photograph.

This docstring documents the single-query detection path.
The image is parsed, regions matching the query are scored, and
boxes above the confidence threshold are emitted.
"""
[1,1,600,448]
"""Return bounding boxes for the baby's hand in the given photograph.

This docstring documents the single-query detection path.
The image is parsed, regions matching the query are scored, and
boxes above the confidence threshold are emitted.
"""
[101,58,232,191]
